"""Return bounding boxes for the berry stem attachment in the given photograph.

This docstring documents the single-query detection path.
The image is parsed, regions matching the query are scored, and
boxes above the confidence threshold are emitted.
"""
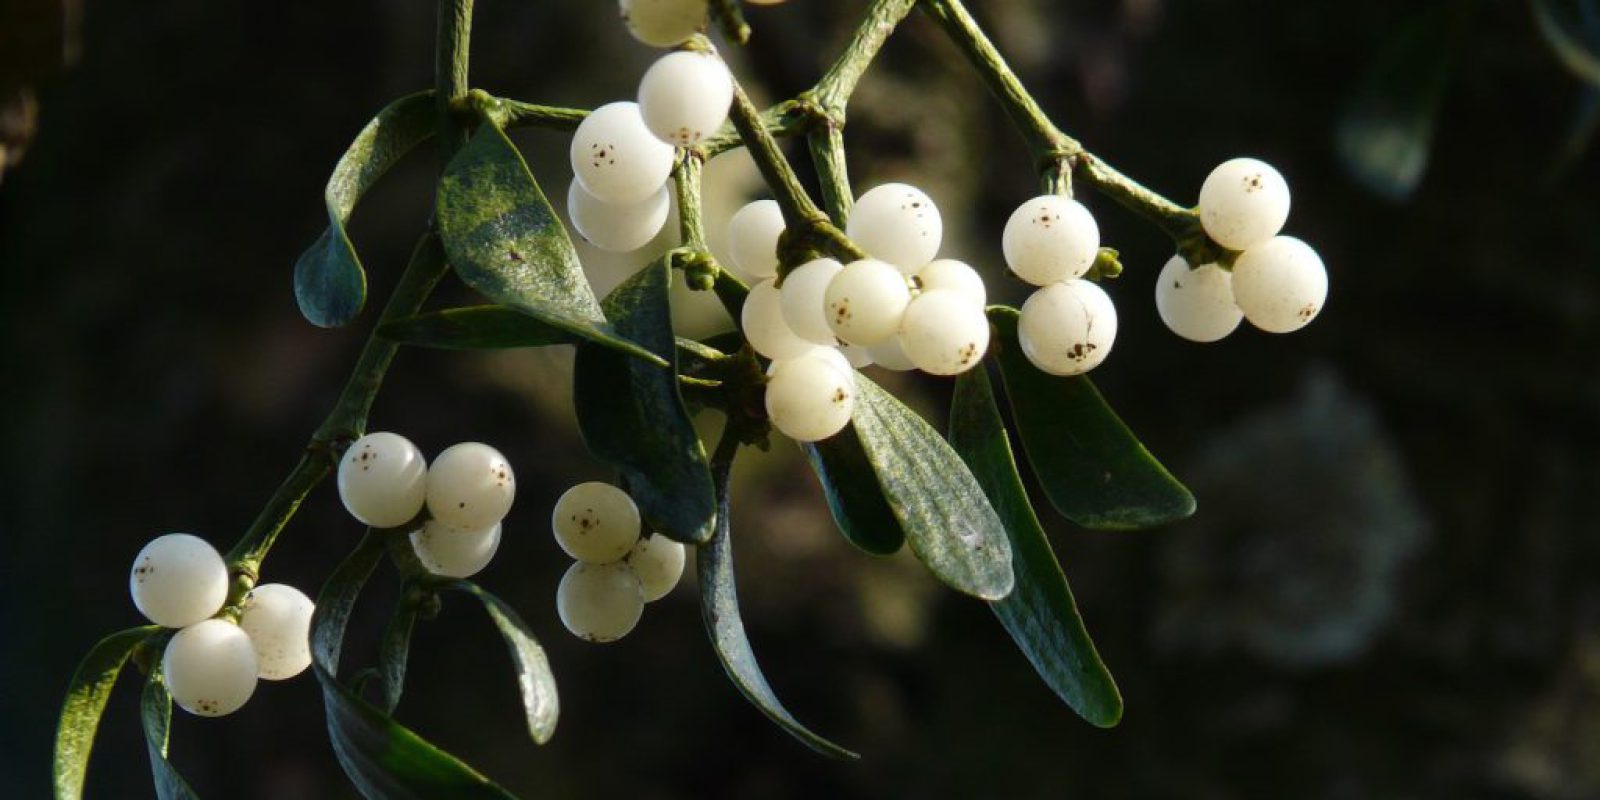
[710,0,752,46]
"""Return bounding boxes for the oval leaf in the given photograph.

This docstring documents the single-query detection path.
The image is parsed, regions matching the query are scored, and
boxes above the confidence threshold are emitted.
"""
[573,261,716,544]
[141,666,199,800]
[438,581,560,745]
[295,91,436,327]
[53,625,160,800]
[849,377,1014,600]
[312,533,516,800]
[379,305,578,350]
[378,597,419,713]
[801,428,905,555]
[988,307,1195,530]
[698,442,859,760]
[436,119,659,365]
[950,367,1123,727]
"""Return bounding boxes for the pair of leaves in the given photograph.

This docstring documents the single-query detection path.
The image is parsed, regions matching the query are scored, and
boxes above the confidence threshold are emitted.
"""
[310,532,556,798]
[573,262,717,545]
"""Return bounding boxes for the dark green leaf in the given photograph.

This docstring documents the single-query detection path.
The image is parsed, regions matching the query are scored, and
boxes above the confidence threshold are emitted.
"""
[574,261,716,544]
[379,305,578,350]
[801,427,905,556]
[850,377,1013,600]
[295,92,436,327]
[438,581,560,745]
[698,442,859,760]
[141,665,199,800]
[950,367,1123,728]
[378,598,419,713]
[312,533,515,800]
[53,625,159,800]
[989,307,1195,530]
[1336,1,1471,200]
[436,119,659,365]
[1534,0,1600,85]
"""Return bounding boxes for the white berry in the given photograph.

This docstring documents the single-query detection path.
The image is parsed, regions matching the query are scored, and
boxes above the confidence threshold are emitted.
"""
[129,534,229,629]
[238,583,314,681]
[425,442,515,529]
[551,481,641,564]
[865,335,916,372]
[638,50,733,148]
[778,257,843,345]
[163,619,258,717]
[570,101,675,205]
[839,344,874,368]
[337,432,428,529]
[916,258,986,308]
[741,278,815,360]
[411,519,503,578]
[1230,235,1327,333]
[566,177,670,253]
[1198,157,1291,250]
[557,561,645,643]
[765,349,856,442]
[900,289,990,376]
[619,0,706,48]
[846,183,942,273]
[824,258,912,346]
[1154,255,1243,343]
[727,199,785,280]
[1018,279,1118,375]
[1002,195,1099,286]
[626,534,686,602]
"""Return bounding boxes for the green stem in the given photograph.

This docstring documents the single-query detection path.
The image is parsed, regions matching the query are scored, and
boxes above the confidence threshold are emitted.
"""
[710,0,752,45]
[728,81,825,230]
[475,92,587,132]
[673,152,711,250]
[810,0,919,114]
[808,126,853,227]
[435,0,474,154]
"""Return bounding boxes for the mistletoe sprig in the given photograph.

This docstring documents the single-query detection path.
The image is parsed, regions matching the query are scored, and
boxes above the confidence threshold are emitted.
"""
[53,0,1331,796]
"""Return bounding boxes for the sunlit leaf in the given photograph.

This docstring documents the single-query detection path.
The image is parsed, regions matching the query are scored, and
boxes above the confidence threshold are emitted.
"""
[295,92,436,327]
[574,261,716,544]
[989,307,1194,530]
[53,625,159,800]
[697,442,859,760]
[140,665,199,800]
[438,580,560,745]
[950,367,1123,728]
[436,118,659,365]
[850,377,1013,600]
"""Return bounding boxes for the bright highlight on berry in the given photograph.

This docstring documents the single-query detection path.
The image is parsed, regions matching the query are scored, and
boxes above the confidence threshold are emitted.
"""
[337,431,428,529]
[779,257,844,345]
[825,258,912,346]
[238,583,315,681]
[847,183,943,273]
[426,442,516,530]
[742,278,816,361]
[566,178,671,254]
[129,533,230,630]
[1154,256,1243,343]
[1230,235,1327,333]
[551,481,641,564]
[638,50,734,148]
[569,101,675,205]
[557,561,645,643]
[618,0,707,48]
[1018,279,1119,376]
[1003,195,1100,286]
[1198,157,1291,251]
[727,199,785,280]
[900,289,990,376]
[163,619,259,718]
[916,259,986,309]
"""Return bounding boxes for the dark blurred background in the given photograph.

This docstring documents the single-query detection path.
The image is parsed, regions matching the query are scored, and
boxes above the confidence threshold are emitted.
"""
[4,0,1599,797]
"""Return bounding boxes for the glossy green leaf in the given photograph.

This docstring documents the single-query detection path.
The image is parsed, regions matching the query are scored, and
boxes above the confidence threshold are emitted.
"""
[801,426,905,556]
[312,533,515,800]
[1534,0,1600,85]
[1336,1,1470,200]
[850,377,1013,600]
[574,261,716,544]
[53,625,159,800]
[989,307,1195,530]
[436,118,658,365]
[950,367,1123,728]
[439,581,560,745]
[295,92,436,327]
[141,666,199,800]
[698,444,859,760]
[378,597,419,713]
[379,305,578,351]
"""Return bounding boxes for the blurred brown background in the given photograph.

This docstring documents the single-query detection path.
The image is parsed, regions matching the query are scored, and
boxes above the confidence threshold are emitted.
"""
[3,0,1599,797]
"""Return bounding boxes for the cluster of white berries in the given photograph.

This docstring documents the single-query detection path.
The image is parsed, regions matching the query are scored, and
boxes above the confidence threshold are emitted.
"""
[129,534,314,717]
[550,482,685,643]
[566,33,734,253]
[1001,193,1117,376]
[337,432,517,579]
[1155,157,1327,341]
[735,183,990,442]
